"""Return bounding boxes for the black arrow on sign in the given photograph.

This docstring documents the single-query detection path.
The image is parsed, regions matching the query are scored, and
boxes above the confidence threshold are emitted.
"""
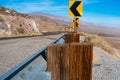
[70,1,81,16]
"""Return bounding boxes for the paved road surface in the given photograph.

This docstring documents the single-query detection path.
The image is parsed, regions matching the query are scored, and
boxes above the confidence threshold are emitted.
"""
[0,34,62,76]
[0,35,120,80]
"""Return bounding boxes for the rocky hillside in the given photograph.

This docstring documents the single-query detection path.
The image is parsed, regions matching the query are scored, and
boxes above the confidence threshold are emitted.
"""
[0,7,30,17]
[0,6,120,41]
[31,15,65,32]
[0,7,41,37]
[0,7,69,37]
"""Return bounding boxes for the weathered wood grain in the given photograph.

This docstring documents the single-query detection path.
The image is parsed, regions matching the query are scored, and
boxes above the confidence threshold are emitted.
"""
[65,33,80,43]
[47,43,93,80]
[47,44,69,80]
[69,43,93,80]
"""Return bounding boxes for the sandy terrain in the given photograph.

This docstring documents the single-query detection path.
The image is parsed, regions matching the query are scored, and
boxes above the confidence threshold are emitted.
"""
[103,36,120,43]
[103,36,120,50]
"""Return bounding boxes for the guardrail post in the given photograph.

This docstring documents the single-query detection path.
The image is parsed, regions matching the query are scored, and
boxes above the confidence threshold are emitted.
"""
[47,44,69,80]
[47,43,93,80]
[64,32,80,43]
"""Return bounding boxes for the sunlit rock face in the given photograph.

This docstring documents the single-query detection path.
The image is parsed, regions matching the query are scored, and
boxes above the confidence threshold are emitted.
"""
[0,14,42,37]
[30,20,39,32]
[0,22,8,30]
[0,21,11,35]
[0,6,42,37]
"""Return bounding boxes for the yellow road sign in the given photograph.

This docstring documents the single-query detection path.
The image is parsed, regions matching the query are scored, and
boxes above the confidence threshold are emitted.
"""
[75,17,80,28]
[72,17,80,28]
[69,1,82,17]
[64,26,74,31]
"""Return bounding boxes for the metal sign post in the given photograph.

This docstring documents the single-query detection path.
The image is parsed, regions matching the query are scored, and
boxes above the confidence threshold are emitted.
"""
[73,17,80,32]
[68,0,82,32]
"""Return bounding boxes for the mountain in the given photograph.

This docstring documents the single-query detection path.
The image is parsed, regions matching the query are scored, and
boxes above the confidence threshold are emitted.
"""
[30,12,71,22]
[0,7,120,39]
[79,21,120,37]
[29,12,71,32]
[30,12,120,37]
[29,12,120,51]
[0,7,120,78]
[0,6,41,37]
[0,7,69,37]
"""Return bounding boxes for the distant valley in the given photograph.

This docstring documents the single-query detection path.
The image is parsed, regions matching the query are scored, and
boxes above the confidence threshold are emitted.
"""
[0,6,120,37]
[0,6,120,50]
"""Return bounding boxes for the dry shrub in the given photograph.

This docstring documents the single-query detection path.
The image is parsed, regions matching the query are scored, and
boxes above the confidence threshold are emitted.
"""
[80,32,120,58]
[0,16,4,22]
[16,28,24,34]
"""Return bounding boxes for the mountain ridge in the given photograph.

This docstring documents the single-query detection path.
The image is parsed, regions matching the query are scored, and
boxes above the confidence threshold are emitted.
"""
[0,6,120,38]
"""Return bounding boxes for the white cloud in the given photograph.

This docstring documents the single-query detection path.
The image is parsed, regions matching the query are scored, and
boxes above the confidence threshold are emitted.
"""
[83,0,100,5]
[4,0,68,16]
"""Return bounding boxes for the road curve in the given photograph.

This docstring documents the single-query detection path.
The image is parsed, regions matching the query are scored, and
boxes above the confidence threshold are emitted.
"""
[0,34,62,76]
[0,35,120,79]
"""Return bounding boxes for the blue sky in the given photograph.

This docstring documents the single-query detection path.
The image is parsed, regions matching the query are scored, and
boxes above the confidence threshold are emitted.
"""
[0,0,120,28]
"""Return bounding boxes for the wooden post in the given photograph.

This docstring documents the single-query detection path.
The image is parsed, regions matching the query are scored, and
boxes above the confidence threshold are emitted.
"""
[47,44,69,80]
[69,43,93,80]
[65,33,80,43]
[47,43,93,80]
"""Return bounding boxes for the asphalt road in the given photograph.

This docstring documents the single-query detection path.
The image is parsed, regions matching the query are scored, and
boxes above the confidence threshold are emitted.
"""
[0,34,120,80]
[0,34,62,76]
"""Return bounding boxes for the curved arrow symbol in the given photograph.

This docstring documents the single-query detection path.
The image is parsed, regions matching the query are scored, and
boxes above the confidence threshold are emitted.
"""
[70,1,81,16]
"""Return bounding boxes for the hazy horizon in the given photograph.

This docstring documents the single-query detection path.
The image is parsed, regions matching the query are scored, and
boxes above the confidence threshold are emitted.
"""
[0,0,120,28]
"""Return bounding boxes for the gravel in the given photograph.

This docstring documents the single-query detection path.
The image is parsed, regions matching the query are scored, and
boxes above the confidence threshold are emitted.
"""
[93,47,120,80]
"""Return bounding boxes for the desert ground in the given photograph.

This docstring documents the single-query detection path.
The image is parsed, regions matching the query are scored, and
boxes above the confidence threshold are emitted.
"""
[103,36,120,50]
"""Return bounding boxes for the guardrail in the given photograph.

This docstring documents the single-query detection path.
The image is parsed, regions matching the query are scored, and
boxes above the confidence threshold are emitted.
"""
[0,34,65,80]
